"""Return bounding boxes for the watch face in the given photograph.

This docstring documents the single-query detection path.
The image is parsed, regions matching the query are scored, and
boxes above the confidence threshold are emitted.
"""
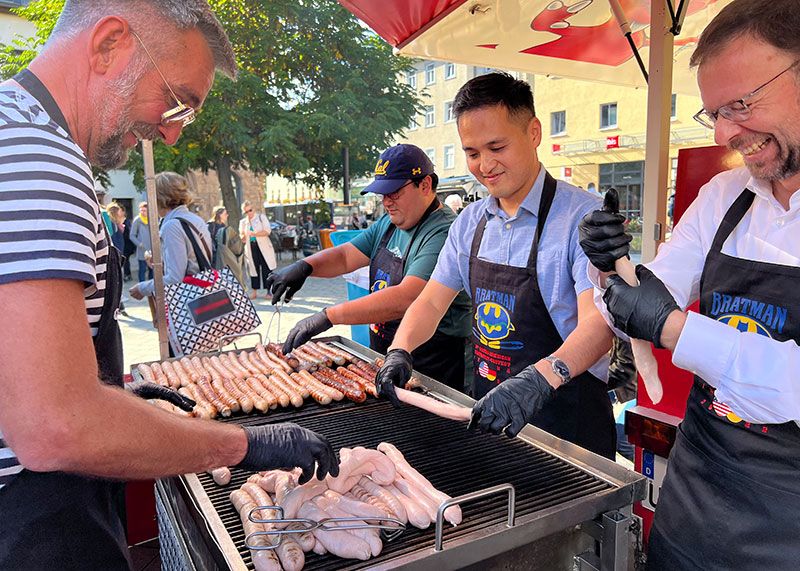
[552,359,570,381]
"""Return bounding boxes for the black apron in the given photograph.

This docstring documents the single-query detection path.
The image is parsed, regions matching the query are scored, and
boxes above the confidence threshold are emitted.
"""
[0,70,131,571]
[368,199,467,390]
[469,172,615,459]
[647,189,800,571]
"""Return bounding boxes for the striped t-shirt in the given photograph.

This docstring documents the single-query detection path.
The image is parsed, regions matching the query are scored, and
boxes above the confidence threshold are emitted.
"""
[0,81,109,491]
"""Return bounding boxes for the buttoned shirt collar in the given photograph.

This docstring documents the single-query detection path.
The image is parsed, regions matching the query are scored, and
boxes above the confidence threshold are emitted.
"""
[484,166,547,221]
[746,174,800,214]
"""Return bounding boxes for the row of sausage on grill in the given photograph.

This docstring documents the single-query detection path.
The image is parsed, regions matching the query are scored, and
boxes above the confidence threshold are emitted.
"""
[136,341,417,418]
[134,341,409,420]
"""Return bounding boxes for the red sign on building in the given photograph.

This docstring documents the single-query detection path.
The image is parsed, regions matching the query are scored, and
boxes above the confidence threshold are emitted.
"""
[552,143,561,153]
[606,135,620,149]
[563,167,572,178]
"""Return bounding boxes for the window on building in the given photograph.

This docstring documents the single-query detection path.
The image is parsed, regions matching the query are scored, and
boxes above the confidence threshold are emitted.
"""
[551,110,566,136]
[670,94,677,119]
[425,105,435,127]
[473,66,494,77]
[408,116,418,131]
[445,63,456,80]
[407,71,417,89]
[425,63,436,85]
[444,145,455,170]
[444,101,455,123]
[425,148,436,166]
[600,103,618,129]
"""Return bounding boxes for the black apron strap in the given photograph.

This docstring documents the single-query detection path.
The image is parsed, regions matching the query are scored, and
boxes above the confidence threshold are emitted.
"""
[528,171,558,271]
[708,189,755,254]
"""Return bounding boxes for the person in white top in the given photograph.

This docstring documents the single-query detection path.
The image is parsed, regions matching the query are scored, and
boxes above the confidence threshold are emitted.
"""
[239,200,277,299]
[578,1,800,569]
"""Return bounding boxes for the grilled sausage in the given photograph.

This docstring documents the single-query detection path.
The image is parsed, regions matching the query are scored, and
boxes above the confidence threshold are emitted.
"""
[136,363,159,385]
[246,377,278,409]
[290,372,332,405]
[316,342,358,365]
[208,467,231,486]
[257,374,291,408]
[230,490,282,571]
[296,370,343,402]
[149,362,173,388]
[314,369,366,403]
[270,369,306,406]
[196,376,231,417]
[307,341,346,366]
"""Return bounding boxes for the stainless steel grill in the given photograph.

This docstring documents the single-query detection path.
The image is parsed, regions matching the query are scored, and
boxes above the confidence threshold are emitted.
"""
[150,337,646,570]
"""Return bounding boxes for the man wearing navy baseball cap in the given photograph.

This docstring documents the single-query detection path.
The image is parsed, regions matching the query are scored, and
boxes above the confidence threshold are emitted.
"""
[266,144,472,392]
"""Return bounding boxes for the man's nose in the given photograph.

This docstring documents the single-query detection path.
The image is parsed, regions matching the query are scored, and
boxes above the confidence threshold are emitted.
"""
[159,122,184,146]
[713,115,745,148]
[480,155,497,175]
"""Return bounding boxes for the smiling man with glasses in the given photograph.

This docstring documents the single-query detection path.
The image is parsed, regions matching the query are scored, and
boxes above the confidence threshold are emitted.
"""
[0,2,339,568]
[266,144,472,394]
[577,1,800,569]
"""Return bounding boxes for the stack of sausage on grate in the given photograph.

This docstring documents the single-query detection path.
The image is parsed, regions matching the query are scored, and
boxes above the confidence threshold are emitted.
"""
[227,442,462,571]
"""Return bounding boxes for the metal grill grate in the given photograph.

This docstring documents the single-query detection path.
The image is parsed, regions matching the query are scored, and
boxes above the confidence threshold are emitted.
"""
[195,397,614,570]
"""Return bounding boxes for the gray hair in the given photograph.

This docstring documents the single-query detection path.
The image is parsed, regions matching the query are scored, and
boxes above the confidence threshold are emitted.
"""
[51,0,237,78]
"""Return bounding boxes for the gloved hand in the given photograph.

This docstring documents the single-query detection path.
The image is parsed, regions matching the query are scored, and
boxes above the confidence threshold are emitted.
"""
[265,260,313,304]
[126,380,196,412]
[604,265,680,348]
[283,310,333,354]
[578,210,633,272]
[468,365,555,438]
[237,423,339,484]
[374,348,413,408]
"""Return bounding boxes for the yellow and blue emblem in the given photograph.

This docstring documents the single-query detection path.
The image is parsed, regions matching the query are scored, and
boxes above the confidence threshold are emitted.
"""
[473,302,523,350]
[717,314,772,337]
[371,280,388,293]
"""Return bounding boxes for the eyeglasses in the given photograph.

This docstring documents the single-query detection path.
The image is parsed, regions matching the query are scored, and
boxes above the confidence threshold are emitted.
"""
[131,31,196,128]
[383,181,415,202]
[693,60,800,129]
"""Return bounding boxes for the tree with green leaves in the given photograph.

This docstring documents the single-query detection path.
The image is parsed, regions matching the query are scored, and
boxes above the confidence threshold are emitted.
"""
[1,0,419,229]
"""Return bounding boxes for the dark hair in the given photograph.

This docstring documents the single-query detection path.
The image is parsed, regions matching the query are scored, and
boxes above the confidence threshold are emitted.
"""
[411,173,439,191]
[453,72,535,123]
[690,0,800,68]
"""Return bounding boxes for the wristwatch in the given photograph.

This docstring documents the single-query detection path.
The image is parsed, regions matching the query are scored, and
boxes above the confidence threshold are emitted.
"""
[544,356,571,386]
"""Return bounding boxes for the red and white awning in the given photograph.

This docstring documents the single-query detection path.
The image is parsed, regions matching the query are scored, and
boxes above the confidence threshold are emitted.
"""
[339,0,732,94]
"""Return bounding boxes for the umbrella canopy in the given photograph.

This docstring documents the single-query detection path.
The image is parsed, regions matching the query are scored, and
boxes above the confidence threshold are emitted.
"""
[339,0,732,94]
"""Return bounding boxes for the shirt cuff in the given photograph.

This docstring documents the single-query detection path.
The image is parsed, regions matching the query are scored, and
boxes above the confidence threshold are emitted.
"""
[672,311,738,388]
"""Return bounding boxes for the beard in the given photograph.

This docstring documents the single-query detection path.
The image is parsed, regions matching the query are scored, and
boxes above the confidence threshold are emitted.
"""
[93,55,160,169]
[732,132,800,182]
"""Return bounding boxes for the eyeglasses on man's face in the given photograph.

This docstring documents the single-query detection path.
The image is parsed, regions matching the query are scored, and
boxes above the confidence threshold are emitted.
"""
[383,180,415,202]
[693,60,800,129]
[131,31,196,128]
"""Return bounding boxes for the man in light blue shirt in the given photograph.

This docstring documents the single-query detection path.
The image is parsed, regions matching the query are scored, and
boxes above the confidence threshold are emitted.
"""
[375,72,616,458]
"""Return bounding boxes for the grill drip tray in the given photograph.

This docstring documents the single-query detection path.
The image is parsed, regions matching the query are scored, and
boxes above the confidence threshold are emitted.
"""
[191,398,620,570]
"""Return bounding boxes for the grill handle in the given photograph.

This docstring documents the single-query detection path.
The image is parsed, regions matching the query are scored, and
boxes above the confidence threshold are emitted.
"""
[435,483,516,552]
[217,331,263,352]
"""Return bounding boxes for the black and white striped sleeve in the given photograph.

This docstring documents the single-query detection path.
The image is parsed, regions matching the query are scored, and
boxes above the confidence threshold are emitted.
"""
[0,123,100,288]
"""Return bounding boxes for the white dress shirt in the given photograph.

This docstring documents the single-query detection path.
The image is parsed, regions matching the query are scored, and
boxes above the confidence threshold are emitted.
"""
[591,166,800,424]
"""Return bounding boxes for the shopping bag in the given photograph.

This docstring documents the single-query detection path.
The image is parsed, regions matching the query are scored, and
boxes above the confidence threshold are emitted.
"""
[164,219,261,356]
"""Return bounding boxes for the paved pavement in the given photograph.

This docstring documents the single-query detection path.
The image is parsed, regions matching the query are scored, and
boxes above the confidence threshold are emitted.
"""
[119,257,353,371]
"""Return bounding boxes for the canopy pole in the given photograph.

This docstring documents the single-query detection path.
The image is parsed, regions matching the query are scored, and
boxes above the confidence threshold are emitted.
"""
[608,0,649,83]
[141,139,170,360]
[641,1,674,263]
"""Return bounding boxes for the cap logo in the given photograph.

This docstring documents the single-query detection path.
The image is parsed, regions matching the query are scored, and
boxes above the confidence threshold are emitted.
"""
[412,167,422,175]
[375,159,389,176]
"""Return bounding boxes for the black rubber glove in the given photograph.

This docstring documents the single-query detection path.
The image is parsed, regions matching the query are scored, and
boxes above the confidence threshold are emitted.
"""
[237,423,339,484]
[283,310,333,354]
[468,365,555,438]
[604,265,680,349]
[578,210,633,272]
[127,380,196,412]
[374,348,413,408]
[265,260,313,304]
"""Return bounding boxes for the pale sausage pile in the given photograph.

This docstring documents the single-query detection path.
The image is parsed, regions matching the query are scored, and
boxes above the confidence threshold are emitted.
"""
[136,342,386,419]
[229,442,462,570]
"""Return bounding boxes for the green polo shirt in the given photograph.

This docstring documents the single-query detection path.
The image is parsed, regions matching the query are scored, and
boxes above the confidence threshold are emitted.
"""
[350,206,471,338]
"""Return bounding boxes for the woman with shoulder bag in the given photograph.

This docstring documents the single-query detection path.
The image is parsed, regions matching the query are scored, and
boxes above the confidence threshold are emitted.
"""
[129,173,213,347]
[239,201,276,300]
[210,206,245,285]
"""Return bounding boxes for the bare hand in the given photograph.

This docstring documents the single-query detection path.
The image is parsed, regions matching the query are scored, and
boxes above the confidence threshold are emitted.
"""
[129,284,144,300]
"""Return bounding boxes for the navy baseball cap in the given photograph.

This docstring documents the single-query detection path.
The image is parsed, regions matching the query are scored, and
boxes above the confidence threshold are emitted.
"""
[361,144,435,195]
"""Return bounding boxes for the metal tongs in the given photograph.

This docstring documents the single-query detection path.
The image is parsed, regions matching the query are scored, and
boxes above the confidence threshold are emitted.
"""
[244,505,406,550]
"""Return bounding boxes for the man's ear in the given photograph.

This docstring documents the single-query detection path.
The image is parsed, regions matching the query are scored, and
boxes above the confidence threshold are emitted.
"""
[528,116,542,148]
[88,16,134,76]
